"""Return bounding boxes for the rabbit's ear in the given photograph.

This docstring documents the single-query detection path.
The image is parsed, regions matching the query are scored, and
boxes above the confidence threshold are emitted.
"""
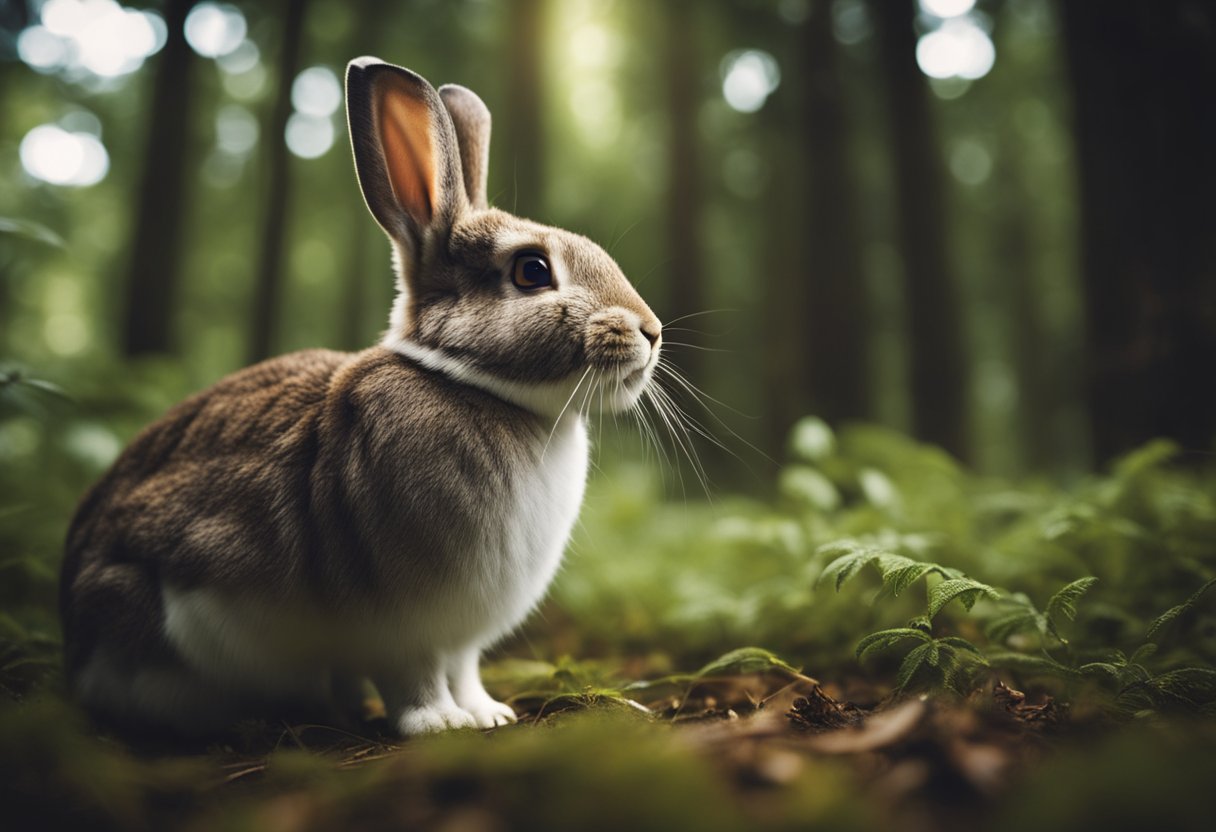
[438,85,491,211]
[346,57,467,247]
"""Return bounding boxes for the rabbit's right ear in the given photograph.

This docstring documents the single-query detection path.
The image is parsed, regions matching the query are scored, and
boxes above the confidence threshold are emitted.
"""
[346,57,467,251]
[438,85,491,211]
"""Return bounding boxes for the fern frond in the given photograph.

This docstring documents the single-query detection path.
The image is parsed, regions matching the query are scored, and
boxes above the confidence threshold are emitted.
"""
[1119,667,1216,714]
[1045,576,1099,624]
[1147,577,1216,641]
[987,651,1080,680]
[895,642,935,690]
[694,647,800,679]
[815,544,888,591]
[937,636,985,657]
[855,627,932,661]
[984,610,1044,643]
[927,578,1000,618]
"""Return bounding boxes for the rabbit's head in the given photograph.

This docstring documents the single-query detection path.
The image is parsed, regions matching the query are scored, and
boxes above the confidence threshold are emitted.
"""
[346,58,661,418]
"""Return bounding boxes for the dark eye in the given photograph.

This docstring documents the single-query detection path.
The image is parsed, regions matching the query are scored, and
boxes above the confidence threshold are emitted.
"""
[511,253,552,291]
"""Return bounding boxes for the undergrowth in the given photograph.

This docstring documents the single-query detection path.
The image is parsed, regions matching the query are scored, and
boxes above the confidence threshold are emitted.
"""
[3,370,1216,829]
[550,419,1216,718]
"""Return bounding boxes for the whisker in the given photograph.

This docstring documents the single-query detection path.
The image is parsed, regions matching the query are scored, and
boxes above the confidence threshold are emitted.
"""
[644,387,688,501]
[646,382,712,499]
[660,341,731,354]
[543,366,593,459]
[661,308,737,328]
[656,358,759,421]
[650,381,748,467]
[607,217,644,256]
[655,361,776,467]
[578,367,598,420]
[661,326,716,336]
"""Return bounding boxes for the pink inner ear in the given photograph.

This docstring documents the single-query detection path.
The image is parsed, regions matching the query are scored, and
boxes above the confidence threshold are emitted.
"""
[378,84,436,225]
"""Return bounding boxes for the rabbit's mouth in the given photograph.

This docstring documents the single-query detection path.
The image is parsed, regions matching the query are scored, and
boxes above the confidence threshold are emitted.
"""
[622,365,649,389]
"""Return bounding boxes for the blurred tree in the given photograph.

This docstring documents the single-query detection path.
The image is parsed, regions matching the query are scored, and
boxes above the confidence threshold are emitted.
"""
[992,138,1053,472]
[871,0,970,461]
[1060,0,1216,463]
[121,0,198,356]
[661,0,707,388]
[800,0,871,426]
[500,0,546,220]
[249,0,309,363]
[759,52,809,450]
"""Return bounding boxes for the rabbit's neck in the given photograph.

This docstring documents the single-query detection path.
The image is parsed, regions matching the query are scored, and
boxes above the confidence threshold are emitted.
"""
[383,336,588,423]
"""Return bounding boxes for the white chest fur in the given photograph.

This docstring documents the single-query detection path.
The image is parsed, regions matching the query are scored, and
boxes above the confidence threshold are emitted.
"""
[485,414,588,637]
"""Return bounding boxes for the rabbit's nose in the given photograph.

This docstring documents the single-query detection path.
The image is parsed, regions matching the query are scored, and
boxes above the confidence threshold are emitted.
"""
[641,322,661,346]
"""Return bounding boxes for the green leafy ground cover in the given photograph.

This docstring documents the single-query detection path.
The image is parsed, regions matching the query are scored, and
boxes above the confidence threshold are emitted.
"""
[3,372,1216,830]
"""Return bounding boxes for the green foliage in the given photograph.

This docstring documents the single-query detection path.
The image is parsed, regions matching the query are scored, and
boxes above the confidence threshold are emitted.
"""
[1045,577,1099,625]
[1147,577,1216,642]
[693,646,802,679]
[0,218,65,248]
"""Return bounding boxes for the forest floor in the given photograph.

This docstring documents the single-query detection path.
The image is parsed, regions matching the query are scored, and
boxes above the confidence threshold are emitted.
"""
[4,660,1216,831]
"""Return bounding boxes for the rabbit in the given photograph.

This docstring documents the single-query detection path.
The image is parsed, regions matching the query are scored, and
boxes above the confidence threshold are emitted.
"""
[58,57,662,737]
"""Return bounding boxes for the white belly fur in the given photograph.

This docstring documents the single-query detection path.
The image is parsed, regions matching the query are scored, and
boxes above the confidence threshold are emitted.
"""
[158,416,589,692]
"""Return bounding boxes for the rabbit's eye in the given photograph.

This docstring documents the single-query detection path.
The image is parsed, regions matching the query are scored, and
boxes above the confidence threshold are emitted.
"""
[511,253,553,291]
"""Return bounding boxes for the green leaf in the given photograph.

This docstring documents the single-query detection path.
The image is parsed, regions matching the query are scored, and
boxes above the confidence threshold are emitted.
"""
[1045,577,1099,624]
[927,578,999,618]
[816,545,884,591]
[817,541,955,598]
[1080,662,1122,684]
[1112,438,1180,481]
[0,217,65,248]
[895,642,935,690]
[1128,643,1158,666]
[880,561,936,597]
[694,647,799,679]
[855,628,931,661]
[987,651,1081,679]
[1120,668,1216,714]
[1147,577,1216,641]
[789,416,835,461]
[19,378,73,401]
[937,636,985,657]
[985,610,1044,643]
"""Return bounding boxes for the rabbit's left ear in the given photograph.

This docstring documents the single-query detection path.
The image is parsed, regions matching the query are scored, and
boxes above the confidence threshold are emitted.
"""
[439,85,491,211]
[346,57,467,249]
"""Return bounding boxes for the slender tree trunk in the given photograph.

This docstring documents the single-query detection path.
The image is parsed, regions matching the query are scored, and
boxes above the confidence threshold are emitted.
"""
[871,0,970,460]
[500,0,546,220]
[1060,0,1216,463]
[801,0,871,425]
[760,118,809,454]
[121,0,197,356]
[993,144,1053,473]
[249,0,308,364]
[661,0,707,388]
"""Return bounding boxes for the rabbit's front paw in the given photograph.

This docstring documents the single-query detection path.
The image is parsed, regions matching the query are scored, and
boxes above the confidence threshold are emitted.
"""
[462,695,517,729]
[396,703,477,736]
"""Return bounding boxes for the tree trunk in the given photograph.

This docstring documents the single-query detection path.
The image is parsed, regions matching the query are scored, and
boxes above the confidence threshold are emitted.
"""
[248,0,308,364]
[989,128,1055,474]
[121,0,197,356]
[871,0,970,460]
[500,0,546,221]
[800,0,871,426]
[661,0,707,388]
[1060,0,1216,463]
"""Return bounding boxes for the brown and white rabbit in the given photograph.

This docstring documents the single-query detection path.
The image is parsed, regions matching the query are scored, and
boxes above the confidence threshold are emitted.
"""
[59,57,662,736]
